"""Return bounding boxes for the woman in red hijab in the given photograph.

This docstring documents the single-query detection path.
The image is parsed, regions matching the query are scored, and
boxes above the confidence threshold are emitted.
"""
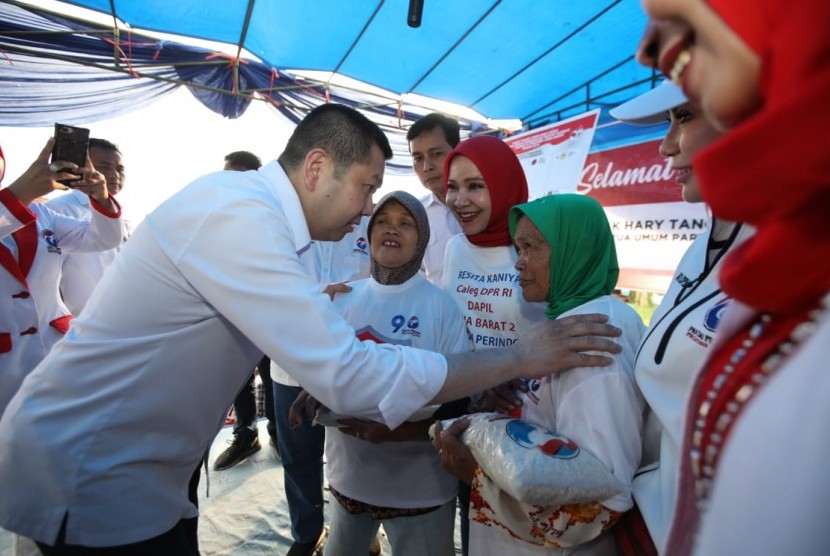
[637,1,830,554]
[438,135,547,554]
[440,135,548,355]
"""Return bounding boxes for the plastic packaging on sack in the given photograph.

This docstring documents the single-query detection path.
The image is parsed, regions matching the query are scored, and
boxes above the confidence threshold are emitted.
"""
[430,412,625,506]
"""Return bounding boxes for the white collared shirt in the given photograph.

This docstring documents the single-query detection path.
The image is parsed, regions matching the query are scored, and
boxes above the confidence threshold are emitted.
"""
[46,189,131,315]
[0,161,447,546]
[420,192,461,285]
[271,216,372,386]
[0,190,122,413]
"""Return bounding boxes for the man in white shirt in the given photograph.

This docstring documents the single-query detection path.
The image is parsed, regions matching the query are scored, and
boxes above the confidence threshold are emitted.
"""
[0,104,622,554]
[407,113,463,285]
[270,222,372,555]
[46,138,130,315]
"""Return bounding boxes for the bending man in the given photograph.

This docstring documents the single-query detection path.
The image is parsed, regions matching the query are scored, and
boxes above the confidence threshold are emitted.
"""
[0,104,621,554]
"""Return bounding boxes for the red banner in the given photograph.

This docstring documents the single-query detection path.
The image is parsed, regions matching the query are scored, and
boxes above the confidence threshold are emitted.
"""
[578,140,683,207]
[507,121,708,293]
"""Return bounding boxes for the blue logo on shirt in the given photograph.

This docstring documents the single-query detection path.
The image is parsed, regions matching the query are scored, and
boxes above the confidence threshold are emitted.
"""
[391,314,421,338]
[703,298,731,332]
[41,229,61,254]
[354,236,368,255]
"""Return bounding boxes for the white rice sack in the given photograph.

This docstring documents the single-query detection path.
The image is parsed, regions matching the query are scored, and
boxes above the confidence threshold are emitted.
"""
[430,412,624,506]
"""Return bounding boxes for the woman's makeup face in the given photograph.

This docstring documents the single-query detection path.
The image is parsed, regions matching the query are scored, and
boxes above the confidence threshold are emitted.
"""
[659,103,722,203]
[370,200,419,268]
[446,155,493,236]
[638,0,763,131]
[513,216,551,303]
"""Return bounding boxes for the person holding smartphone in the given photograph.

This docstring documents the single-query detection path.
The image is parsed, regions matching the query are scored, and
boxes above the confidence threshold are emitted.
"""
[0,137,123,414]
[47,137,130,316]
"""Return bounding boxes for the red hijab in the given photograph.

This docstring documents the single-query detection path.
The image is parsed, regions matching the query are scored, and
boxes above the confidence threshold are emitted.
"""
[696,0,830,314]
[443,135,528,247]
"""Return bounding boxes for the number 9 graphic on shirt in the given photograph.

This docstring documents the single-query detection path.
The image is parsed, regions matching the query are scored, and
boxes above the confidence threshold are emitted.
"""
[391,315,420,333]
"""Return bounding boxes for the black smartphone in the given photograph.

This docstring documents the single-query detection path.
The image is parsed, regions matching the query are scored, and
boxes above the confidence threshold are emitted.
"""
[51,123,90,187]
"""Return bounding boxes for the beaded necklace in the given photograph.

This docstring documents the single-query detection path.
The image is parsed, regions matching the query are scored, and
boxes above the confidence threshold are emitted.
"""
[691,291,830,506]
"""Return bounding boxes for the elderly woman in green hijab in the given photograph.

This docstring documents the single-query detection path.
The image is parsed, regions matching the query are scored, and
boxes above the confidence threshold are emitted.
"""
[434,194,646,555]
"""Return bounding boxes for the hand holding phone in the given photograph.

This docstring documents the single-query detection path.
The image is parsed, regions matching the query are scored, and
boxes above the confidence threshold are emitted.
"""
[51,123,90,187]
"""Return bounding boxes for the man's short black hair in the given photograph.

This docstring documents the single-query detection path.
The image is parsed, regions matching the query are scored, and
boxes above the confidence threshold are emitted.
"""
[224,150,262,171]
[278,104,393,178]
[406,113,461,148]
[88,138,121,155]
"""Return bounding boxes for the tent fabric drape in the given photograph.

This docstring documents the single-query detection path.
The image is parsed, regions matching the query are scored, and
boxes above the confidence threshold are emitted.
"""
[57,0,654,124]
[0,1,482,171]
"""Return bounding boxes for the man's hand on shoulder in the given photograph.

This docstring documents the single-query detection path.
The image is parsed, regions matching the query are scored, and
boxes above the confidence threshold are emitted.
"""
[515,313,622,379]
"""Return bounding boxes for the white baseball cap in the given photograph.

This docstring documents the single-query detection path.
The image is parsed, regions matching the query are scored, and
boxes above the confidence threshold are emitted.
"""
[609,81,688,126]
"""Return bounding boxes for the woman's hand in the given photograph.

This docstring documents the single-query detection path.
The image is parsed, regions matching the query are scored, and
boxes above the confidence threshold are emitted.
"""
[7,140,115,213]
[322,281,352,300]
[482,378,527,415]
[8,139,78,204]
[288,389,322,428]
[338,418,392,442]
[433,417,478,485]
[338,418,431,443]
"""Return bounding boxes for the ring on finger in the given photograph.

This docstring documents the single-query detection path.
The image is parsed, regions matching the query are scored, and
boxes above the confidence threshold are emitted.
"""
[48,163,61,173]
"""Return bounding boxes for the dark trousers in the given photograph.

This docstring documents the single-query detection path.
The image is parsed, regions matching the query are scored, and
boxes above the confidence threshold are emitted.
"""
[274,382,325,544]
[36,465,202,555]
[233,355,276,439]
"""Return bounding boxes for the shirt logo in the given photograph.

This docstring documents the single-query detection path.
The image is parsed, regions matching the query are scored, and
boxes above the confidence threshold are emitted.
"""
[703,297,731,332]
[675,272,696,288]
[526,378,541,404]
[684,297,731,348]
[41,229,61,254]
[392,314,421,338]
[355,325,411,346]
[354,236,368,255]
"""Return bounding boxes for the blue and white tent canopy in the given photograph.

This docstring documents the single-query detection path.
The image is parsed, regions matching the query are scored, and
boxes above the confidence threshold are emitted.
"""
[4,0,656,124]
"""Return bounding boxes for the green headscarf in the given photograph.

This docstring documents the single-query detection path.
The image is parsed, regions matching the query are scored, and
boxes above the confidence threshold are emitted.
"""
[508,194,619,320]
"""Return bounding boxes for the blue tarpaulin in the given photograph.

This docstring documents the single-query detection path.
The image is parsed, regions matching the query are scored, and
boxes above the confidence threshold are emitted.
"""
[33,0,656,125]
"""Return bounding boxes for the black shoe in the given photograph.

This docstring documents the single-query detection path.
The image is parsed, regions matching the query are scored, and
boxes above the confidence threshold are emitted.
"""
[213,430,261,471]
[270,436,282,462]
[286,528,327,556]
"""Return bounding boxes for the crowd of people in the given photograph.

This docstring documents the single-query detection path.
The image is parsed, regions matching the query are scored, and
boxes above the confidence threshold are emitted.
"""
[0,1,826,554]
